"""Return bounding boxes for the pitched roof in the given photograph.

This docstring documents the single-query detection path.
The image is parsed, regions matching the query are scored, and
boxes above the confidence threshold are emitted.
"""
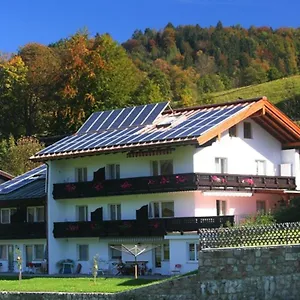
[0,179,45,201]
[0,165,46,200]
[30,97,300,161]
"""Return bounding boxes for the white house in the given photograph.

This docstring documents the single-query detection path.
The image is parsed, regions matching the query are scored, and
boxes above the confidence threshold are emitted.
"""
[1,96,299,276]
[0,165,47,273]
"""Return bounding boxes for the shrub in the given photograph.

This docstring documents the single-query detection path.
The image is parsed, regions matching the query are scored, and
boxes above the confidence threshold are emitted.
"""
[240,212,275,226]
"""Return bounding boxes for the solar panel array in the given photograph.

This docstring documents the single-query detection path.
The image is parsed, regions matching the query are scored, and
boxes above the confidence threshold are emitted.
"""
[35,102,248,157]
[0,164,46,194]
[77,102,169,134]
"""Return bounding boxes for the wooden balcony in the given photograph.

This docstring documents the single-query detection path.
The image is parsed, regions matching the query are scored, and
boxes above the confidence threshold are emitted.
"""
[53,216,234,238]
[52,173,296,200]
[0,222,46,240]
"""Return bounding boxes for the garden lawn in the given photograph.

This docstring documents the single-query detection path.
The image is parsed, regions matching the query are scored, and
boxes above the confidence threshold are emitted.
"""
[0,277,160,293]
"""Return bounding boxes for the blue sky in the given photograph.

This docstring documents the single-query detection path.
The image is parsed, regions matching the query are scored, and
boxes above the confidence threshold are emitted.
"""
[1,0,299,53]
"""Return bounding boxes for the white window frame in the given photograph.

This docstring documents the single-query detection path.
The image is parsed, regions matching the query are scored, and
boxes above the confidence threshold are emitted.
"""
[27,206,44,223]
[0,208,16,224]
[76,205,88,222]
[255,160,266,175]
[0,245,7,260]
[188,242,199,261]
[75,167,87,182]
[216,200,227,216]
[78,244,89,261]
[151,160,173,176]
[108,204,121,220]
[149,201,174,218]
[154,244,170,268]
[106,164,120,179]
[215,157,228,174]
[25,244,45,261]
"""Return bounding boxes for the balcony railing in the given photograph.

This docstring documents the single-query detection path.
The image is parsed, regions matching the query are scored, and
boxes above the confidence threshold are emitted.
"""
[53,173,296,200]
[0,222,46,239]
[53,216,234,238]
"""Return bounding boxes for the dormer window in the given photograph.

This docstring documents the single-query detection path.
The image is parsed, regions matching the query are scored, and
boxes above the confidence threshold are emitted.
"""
[75,167,87,182]
[243,122,252,139]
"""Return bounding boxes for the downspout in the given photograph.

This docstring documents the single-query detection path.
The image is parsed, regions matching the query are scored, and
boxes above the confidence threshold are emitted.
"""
[44,161,50,274]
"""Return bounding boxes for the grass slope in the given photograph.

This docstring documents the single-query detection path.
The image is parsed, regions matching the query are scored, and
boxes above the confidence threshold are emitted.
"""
[207,75,300,104]
[0,277,160,293]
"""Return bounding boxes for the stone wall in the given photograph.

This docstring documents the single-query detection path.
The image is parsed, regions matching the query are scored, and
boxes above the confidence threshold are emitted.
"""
[2,245,300,300]
[197,245,300,300]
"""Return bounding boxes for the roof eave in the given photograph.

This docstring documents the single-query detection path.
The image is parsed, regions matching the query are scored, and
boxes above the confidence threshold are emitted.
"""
[30,139,199,162]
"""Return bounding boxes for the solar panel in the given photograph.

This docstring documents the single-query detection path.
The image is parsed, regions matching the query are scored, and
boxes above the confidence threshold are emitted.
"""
[76,102,169,134]
[34,102,249,158]
[0,165,46,194]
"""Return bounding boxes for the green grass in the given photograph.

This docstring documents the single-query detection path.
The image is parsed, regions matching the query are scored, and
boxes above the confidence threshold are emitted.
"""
[0,277,160,293]
[206,75,300,105]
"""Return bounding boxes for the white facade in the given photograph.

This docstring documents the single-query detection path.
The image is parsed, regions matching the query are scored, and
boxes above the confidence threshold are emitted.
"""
[0,240,46,273]
[44,119,299,275]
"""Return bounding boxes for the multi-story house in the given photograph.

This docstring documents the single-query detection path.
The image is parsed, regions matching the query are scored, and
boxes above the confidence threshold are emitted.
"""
[0,166,46,273]
[3,96,299,276]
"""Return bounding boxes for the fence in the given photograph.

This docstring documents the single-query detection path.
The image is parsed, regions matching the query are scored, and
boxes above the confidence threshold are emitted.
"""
[199,222,300,249]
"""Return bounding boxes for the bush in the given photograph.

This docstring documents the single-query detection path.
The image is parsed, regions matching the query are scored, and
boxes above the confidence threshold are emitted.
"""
[240,212,275,226]
[274,197,300,223]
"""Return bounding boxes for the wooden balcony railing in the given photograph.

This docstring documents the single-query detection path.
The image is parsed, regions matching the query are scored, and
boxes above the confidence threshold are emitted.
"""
[52,173,296,200]
[0,222,46,240]
[53,216,234,238]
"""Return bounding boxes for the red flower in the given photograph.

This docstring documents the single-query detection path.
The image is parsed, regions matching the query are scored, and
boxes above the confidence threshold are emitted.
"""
[148,179,156,185]
[121,181,132,189]
[65,184,76,192]
[93,182,104,191]
[176,175,187,184]
[160,176,169,185]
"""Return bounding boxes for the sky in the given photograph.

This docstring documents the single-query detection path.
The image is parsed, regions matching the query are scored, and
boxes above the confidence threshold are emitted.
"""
[0,0,300,53]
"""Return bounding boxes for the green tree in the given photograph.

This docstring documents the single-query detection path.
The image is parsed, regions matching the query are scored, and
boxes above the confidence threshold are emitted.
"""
[0,136,44,176]
[0,56,29,138]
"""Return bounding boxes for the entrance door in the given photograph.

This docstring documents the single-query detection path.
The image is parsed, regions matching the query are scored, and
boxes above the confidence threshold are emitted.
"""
[8,245,14,272]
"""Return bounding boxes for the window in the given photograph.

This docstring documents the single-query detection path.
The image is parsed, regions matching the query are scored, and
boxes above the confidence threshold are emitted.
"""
[154,244,170,268]
[107,164,120,179]
[151,160,173,176]
[109,204,121,220]
[149,202,174,218]
[77,206,88,221]
[215,158,227,173]
[255,160,266,175]
[0,245,7,260]
[25,245,44,262]
[229,125,237,137]
[78,245,89,261]
[244,122,252,139]
[0,208,16,224]
[256,200,266,213]
[188,243,199,261]
[216,200,226,216]
[34,245,44,260]
[75,167,87,182]
[27,207,44,223]
[110,245,122,260]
